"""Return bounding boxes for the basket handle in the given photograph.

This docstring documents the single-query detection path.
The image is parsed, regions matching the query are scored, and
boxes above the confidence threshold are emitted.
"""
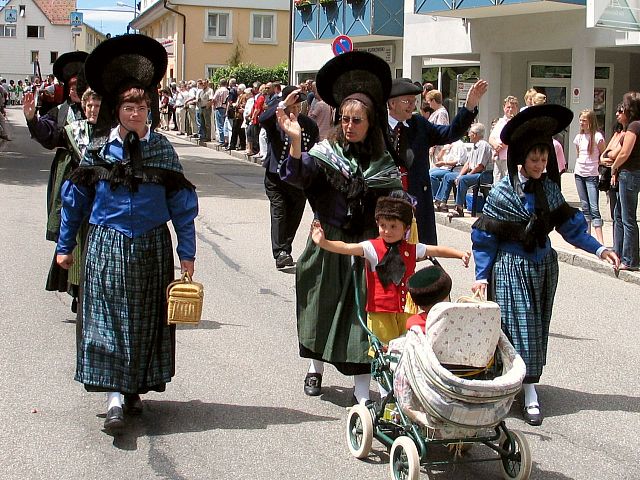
[181,271,192,283]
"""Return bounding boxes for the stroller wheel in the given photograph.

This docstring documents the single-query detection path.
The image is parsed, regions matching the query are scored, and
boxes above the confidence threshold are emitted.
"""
[390,436,420,480]
[500,430,532,480]
[346,404,373,459]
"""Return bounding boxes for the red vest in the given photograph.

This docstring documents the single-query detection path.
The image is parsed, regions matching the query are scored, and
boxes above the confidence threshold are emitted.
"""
[365,238,416,313]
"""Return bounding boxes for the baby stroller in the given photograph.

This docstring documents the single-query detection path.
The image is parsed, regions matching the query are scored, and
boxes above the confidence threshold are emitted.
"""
[345,260,531,480]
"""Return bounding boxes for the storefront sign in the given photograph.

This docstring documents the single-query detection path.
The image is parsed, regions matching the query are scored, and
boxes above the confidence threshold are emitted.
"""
[160,38,174,57]
[356,45,394,63]
[456,78,477,108]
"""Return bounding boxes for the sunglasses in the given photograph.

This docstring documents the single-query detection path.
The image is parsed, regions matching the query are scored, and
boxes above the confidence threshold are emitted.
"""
[617,107,625,114]
[340,115,364,126]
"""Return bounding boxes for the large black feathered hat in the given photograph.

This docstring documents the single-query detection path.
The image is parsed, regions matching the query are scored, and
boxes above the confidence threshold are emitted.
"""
[501,104,573,186]
[84,34,168,136]
[316,51,391,109]
[389,78,422,99]
[53,51,89,102]
[53,51,88,84]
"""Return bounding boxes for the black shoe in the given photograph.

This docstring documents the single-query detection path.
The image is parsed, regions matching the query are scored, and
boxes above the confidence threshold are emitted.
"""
[275,252,294,269]
[304,373,322,396]
[71,297,78,314]
[104,406,125,430]
[123,394,143,415]
[522,405,543,426]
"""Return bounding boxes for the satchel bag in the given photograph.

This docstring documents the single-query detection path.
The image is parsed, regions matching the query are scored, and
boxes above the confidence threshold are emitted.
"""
[166,272,204,325]
[598,164,612,192]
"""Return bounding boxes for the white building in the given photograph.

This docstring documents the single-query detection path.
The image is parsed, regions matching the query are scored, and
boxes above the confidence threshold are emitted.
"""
[0,0,75,82]
[292,0,640,169]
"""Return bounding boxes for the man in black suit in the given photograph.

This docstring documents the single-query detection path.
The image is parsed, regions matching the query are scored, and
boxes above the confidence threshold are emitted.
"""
[387,78,488,244]
[260,86,320,269]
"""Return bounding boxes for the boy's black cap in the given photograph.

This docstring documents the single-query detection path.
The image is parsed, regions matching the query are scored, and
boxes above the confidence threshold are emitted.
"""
[407,265,452,308]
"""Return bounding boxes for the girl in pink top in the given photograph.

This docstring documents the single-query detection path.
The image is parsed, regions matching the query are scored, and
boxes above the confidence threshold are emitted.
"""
[573,109,606,243]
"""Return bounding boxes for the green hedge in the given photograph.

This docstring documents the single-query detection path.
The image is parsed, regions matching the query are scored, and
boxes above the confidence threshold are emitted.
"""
[210,62,289,87]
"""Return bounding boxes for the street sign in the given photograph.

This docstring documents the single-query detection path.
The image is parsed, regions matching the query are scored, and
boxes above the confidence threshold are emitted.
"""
[70,11,83,27]
[71,27,82,35]
[331,35,353,56]
[4,8,17,23]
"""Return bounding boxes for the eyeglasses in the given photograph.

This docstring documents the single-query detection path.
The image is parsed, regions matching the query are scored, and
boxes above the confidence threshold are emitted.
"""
[617,107,625,114]
[121,106,149,115]
[398,98,416,105]
[340,115,364,126]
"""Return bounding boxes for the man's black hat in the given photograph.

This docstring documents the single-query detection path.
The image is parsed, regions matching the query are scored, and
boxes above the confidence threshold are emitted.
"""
[501,104,573,186]
[315,51,391,109]
[389,78,422,99]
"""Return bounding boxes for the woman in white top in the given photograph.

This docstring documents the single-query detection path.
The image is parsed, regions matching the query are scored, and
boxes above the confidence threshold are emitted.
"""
[573,109,606,243]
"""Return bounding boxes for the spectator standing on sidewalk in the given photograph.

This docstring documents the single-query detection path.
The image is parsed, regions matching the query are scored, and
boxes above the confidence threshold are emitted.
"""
[227,83,247,151]
[489,95,519,185]
[260,86,318,269]
[573,109,606,244]
[198,79,214,141]
[471,105,619,427]
[185,80,197,136]
[610,92,640,271]
[174,81,188,135]
[212,79,229,145]
[308,87,334,141]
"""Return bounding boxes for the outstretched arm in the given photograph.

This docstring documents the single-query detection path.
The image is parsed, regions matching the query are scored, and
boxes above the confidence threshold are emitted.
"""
[311,220,364,257]
[422,245,470,267]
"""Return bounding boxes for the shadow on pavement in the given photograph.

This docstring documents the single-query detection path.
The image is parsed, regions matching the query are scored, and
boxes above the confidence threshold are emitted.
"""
[538,384,640,418]
[106,400,337,450]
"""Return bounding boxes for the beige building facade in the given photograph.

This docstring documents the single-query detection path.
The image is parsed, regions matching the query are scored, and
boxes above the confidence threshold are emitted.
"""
[131,0,290,83]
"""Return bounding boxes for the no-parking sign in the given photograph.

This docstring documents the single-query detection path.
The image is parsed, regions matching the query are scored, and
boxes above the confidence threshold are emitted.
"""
[331,35,353,56]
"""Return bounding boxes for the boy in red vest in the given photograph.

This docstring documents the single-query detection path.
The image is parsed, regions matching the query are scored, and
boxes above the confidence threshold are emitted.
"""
[311,194,469,349]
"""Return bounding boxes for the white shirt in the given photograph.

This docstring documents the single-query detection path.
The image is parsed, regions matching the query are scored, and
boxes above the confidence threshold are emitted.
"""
[360,241,428,269]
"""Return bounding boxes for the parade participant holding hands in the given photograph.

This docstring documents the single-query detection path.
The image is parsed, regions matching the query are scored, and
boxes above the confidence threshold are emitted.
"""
[276,52,403,404]
[311,194,469,350]
[471,105,619,426]
[56,35,198,432]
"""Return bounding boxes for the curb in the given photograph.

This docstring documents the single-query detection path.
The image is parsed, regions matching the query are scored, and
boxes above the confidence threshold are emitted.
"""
[166,130,640,287]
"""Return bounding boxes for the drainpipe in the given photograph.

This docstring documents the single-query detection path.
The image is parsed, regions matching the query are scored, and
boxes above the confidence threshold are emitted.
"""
[164,0,186,81]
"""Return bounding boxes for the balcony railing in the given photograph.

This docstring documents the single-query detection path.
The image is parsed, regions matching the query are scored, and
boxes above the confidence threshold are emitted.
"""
[294,0,403,42]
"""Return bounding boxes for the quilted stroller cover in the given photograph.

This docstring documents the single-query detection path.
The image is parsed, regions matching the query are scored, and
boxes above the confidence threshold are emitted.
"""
[392,301,526,439]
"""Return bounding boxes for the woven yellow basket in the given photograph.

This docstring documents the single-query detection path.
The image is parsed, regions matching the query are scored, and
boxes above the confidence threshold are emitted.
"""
[166,272,204,325]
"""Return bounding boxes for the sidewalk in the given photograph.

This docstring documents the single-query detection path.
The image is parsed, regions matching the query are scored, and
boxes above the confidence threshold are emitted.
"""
[167,129,640,286]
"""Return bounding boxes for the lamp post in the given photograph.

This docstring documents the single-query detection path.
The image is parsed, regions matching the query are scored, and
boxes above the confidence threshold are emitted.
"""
[116,1,138,33]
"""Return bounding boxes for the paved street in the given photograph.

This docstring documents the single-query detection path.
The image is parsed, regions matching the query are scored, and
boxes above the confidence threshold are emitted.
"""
[0,106,639,480]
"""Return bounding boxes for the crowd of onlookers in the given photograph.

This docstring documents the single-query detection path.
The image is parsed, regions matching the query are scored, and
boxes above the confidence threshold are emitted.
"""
[157,77,334,162]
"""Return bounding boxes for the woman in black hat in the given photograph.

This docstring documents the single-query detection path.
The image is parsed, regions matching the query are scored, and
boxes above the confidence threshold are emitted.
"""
[23,51,89,310]
[276,51,403,403]
[55,35,198,431]
[470,104,619,426]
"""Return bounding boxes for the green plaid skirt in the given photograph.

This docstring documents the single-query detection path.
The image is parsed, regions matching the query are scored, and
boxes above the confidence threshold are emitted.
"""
[76,224,176,393]
[491,249,559,383]
[296,223,374,376]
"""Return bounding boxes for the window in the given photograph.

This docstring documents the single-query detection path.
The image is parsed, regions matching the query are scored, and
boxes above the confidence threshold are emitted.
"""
[27,25,45,38]
[205,10,231,41]
[0,24,16,37]
[205,64,225,79]
[31,50,39,64]
[250,13,276,43]
[50,51,58,64]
